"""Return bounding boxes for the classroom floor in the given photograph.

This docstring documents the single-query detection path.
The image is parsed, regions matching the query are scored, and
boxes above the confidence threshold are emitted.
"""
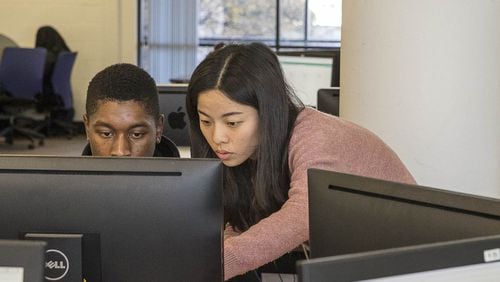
[0,134,88,156]
[0,134,191,157]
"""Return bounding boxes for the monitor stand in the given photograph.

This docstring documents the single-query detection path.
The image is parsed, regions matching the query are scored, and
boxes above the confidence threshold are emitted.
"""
[24,233,101,282]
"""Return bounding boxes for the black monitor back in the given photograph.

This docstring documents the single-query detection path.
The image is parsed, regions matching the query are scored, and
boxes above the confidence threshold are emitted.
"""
[308,169,500,259]
[297,234,500,282]
[157,84,191,146]
[0,155,223,282]
[317,87,339,116]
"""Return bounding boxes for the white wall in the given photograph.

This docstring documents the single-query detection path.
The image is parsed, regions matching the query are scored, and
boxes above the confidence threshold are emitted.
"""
[0,0,137,121]
[341,1,500,197]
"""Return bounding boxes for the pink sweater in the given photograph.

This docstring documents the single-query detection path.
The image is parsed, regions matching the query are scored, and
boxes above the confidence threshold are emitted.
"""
[223,108,415,280]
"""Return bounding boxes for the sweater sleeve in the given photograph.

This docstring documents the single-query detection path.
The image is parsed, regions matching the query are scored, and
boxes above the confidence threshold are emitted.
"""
[223,108,415,280]
[223,112,339,279]
[223,150,311,280]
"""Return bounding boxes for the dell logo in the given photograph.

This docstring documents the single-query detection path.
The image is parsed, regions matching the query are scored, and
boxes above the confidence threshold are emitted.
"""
[45,249,70,281]
[46,260,66,269]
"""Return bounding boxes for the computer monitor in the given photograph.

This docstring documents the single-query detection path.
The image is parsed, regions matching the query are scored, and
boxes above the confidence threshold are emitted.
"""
[157,84,191,147]
[307,169,500,259]
[0,155,223,282]
[317,87,340,116]
[297,234,500,282]
[0,240,46,282]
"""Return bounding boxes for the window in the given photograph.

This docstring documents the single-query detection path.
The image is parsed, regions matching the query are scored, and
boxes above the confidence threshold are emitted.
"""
[139,0,341,83]
[198,0,342,50]
[139,0,198,84]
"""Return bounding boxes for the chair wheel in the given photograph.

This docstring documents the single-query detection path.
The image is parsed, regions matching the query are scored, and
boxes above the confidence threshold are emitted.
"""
[39,139,45,146]
[28,144,35,149]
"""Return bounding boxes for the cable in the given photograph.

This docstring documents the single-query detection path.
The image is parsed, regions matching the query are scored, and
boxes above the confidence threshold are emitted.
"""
[273,261,284,282]
[301,243,310,260]
[253,270,262,282]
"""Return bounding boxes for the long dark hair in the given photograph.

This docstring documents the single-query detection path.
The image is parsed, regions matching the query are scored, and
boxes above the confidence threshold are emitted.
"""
[186,43,304,231]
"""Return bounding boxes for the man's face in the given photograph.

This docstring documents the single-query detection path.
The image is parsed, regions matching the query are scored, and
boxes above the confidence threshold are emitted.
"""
[84,100,163,157]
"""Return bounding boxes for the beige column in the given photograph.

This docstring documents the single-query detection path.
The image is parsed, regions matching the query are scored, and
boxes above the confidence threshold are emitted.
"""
[341,0,500,197]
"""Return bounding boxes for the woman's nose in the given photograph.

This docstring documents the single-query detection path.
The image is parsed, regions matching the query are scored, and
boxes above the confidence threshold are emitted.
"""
[212,124,229,145]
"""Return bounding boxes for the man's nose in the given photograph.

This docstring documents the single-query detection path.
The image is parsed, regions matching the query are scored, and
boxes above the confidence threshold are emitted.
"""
[110,134,131,156]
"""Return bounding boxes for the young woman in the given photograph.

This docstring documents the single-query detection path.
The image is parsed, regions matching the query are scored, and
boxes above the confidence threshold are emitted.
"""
[186,42,415,281]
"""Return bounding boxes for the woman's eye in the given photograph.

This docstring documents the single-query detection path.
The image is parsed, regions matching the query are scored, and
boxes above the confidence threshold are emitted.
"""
[200,120,211,126]
[227,121,240,128]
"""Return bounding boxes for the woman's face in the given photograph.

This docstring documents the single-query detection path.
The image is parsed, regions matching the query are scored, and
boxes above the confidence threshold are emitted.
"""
[197,89,260,167]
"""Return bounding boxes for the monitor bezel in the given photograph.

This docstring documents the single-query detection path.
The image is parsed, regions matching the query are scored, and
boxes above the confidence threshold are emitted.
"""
[297,234,500,282]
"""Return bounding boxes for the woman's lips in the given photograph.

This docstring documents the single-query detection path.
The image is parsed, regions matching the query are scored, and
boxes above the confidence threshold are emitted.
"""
[215,150,232,161]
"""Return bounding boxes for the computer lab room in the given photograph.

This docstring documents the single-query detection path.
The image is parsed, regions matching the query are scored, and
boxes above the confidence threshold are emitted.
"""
[0,1,499,282]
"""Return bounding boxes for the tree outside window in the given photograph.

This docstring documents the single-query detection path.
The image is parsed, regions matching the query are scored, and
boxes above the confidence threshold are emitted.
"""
[199,0,341,49]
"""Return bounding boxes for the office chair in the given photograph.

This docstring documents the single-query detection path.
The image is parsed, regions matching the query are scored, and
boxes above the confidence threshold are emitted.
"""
[0,47,46,149]
[0,34,18,63]
[36,51,77,137]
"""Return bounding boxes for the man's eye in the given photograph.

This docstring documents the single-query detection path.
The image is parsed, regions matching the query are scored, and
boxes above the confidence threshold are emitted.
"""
[130,132,145,139]
[99,132,112,138]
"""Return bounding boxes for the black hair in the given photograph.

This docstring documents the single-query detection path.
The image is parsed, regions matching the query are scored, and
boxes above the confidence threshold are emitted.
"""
[35,25,71,94]
[86,63,160,118]
[35,25,70,53]
[186,42,304,231]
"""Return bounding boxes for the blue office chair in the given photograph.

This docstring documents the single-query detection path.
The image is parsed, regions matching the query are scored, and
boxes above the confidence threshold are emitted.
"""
[36,51,77,137]
[0,47,46,148]
[0,34,18,64]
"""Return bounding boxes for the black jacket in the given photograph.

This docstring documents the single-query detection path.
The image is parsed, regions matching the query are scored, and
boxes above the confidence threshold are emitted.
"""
[81,135,180,157]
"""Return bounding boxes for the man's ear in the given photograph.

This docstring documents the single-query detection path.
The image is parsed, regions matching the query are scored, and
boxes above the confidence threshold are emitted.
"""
[83,114,90,140]
[156,114,165,140]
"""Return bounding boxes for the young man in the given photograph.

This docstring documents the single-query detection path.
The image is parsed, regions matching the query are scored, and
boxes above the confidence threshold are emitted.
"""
[82,63,179,157]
